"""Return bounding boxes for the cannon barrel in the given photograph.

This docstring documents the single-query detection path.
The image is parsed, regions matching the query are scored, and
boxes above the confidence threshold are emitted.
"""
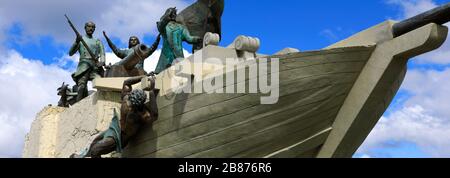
[122,44,153,70]
[105,44,153,77]
[393,3,450,37]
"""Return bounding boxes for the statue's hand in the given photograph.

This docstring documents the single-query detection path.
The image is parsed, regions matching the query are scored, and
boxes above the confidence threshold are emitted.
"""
[151,34,162,48]
[97,61,106,68]
[157,34,162,41]
[105,63,112,70]
[76,34,82,44]
[103,31,108,39]
[195,37,203,44]
[147,71,156,77]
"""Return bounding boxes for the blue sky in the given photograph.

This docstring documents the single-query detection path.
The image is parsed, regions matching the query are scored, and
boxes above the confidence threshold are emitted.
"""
[0,0,449,158]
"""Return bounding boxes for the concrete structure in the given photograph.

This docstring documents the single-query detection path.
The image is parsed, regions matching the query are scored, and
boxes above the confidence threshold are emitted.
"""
[319,23,448,157]
[23,92,122,158]
[23,107,65,158]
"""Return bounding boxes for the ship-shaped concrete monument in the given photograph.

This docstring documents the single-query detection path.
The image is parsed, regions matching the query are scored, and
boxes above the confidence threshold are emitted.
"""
[23,3,450,158]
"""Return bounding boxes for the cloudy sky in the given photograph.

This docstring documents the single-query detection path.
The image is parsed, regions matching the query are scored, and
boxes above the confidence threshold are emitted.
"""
[0,0,449,158]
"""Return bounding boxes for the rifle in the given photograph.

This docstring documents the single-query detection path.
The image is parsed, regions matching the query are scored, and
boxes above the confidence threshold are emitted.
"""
[64,14,100,66]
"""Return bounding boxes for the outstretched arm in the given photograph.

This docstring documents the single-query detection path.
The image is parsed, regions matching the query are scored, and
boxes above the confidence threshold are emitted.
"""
[146,89,159,122]
[69,37,81,56]
[183,26,201,45]
[98,40,106,65]
[123,76,145,89]
[121,76,146,98]
[103,31,127,59]
[146,34,161,56]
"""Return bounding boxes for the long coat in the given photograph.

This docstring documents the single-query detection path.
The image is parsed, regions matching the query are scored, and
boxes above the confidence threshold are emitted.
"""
[155,21,198,74]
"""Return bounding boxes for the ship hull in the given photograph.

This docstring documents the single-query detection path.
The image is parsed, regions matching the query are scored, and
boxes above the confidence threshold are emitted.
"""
[123,46,379,158]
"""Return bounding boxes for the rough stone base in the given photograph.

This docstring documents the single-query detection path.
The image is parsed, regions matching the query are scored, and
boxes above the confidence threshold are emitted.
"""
[23,91,122,158]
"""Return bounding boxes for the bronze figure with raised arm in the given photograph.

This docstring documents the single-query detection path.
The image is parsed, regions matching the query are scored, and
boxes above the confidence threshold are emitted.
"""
[103,32,161,76]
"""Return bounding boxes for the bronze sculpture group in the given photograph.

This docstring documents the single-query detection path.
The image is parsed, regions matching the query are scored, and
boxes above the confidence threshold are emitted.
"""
[61,0,224,158]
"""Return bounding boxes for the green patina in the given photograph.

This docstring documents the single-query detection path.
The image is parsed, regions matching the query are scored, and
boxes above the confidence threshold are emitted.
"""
[114,48,145,70]
[101,109,123,153]
[70,36,106,82]
[155,21,200,74]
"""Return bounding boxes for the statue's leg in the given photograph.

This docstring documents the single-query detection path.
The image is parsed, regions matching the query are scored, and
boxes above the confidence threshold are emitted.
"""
[148,89,159,120]
[76,72,89,102]
[88,137,117,158]
[91,72,101,81]
[70,132,105,158]
[192,44,202,53]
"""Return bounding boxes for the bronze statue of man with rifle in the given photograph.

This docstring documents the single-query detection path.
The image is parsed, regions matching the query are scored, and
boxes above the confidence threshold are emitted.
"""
[66,15,106,102]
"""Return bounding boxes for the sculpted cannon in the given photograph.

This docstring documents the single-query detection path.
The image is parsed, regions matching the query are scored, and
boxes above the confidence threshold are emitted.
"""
[105,43,159,78]
[103,31,161,78]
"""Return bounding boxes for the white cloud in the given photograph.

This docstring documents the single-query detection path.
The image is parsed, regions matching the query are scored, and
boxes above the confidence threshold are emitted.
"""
[0,0,192,45]
[320,29,339,42]
[388,0,438,18]
[55,53,79,72]
[0,47,192,157]
[357,105,450,157]
[0,50,72,157]
[143,49,192,72]
[357,154,372,158]
[402,69,450,118]
[357,68,450,157]
[144,50,162,72]
[105,52,122,67]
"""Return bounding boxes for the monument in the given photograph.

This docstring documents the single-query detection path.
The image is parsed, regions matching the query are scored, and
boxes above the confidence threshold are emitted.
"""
[23,1,450,158]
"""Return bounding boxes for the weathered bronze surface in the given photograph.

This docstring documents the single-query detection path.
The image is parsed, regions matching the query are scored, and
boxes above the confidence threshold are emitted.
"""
[176,0,224,52]
[104,32,161,77]
[71,74,159,158]
[66,16,106,102]
[57,82,77,108]
[155,7,201,74]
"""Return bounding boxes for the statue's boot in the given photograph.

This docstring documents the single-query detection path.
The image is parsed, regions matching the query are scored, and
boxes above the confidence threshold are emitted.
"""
[75,71,91,102]
[76,83,87,102]
[85,137,116,158]
[69,153,85,158]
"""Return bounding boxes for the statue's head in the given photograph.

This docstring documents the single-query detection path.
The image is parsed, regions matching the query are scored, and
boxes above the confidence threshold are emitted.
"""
[128,36,141,48]
[128,89,147,110]
[57,82,69,96]
[161,7,177,22]
[84,21,96,36]
[157,7,178,34]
